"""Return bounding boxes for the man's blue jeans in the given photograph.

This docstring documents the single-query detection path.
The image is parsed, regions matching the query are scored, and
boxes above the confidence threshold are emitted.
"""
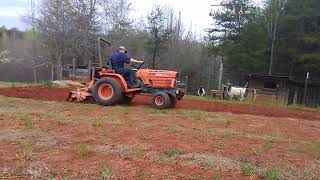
[117,68,136,87]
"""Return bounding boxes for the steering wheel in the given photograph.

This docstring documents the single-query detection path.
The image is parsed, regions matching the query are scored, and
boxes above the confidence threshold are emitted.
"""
[130,62,144,70]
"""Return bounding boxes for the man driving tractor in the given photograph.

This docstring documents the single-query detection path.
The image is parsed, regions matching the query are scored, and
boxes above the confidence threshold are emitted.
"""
[109,46,144,88]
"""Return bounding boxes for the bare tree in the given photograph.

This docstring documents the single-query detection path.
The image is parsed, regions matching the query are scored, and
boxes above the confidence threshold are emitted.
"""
[69,0,102,64]
[25,0,75,80]
[101,0,133,46]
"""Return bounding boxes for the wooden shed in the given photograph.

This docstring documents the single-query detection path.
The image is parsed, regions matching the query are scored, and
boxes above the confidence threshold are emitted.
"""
[244,75,290,105]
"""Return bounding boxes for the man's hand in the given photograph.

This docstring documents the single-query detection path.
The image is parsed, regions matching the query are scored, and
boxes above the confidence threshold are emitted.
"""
[130,58,144,64]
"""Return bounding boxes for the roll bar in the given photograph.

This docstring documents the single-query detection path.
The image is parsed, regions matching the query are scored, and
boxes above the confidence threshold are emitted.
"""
[98,37,111,68]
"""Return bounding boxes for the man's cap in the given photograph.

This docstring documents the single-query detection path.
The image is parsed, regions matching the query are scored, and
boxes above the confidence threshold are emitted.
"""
[118,46,127,53]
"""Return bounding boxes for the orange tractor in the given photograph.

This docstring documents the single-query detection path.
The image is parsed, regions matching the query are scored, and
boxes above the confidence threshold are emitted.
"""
[68,37,185,109]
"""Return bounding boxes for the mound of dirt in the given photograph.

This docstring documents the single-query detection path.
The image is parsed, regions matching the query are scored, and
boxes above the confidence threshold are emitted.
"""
[0,86,319,121]
[0,86,71,101]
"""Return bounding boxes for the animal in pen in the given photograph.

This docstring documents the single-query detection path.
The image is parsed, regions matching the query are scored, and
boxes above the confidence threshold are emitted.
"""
[224,82,248,101]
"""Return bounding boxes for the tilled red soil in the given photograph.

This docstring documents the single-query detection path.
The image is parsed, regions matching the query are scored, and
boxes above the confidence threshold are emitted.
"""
[0,86,319,121]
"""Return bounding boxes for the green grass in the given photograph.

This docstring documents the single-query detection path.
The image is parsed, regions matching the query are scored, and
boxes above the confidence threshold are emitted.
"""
[212,174,222,180]
[92,119,103,127]
[164,149,184,158]
[175,109,211,121]
[217,115,235,126]
[287,104,318,111]
[137,169,145,180]
[240,163,255,176]
[293,141,320,157]
[72,144,92,158]
[185,95,319,111]
[20,115,34,128]
[266,143,275,150]
[100,161,112,179]
[0,81,60,88]
[264,166,283,180]
[16,141,36,160]
[135,149,145,159]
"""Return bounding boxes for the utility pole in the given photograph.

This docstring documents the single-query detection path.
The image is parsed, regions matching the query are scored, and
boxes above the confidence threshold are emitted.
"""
[303,72,309,105]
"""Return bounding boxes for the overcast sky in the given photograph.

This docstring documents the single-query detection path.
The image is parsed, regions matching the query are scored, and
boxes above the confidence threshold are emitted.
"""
[0,0,262,36]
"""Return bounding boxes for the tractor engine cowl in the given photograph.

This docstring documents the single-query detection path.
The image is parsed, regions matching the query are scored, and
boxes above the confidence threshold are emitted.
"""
[136,69,178,89]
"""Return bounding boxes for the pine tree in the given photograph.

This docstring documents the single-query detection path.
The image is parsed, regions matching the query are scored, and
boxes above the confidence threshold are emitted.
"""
[276,0,320,77]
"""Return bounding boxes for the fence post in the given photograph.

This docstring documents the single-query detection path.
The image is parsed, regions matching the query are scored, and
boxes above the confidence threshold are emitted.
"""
[33,68,37,84]
[218,62,223,91]
[303,72,309,105]
[88,58,92,80]
[185,75,188,95]
[51,64,54,81]
[293,87,298,104]
[72,58,76,80]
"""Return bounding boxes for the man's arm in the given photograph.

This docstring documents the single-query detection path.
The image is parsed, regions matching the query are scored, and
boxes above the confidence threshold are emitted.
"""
[130,58,144,64]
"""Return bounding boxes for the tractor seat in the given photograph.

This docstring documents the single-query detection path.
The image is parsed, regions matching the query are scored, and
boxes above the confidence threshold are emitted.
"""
[101,66,115,73]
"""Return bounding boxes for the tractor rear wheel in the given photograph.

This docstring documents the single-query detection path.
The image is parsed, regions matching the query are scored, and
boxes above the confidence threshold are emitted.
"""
[152,92,171,109]
[93,77,122,106]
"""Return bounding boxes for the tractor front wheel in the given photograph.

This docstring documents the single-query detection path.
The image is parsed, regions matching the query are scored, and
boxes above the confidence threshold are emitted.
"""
[152,92,171,109]
[93,77,122,106]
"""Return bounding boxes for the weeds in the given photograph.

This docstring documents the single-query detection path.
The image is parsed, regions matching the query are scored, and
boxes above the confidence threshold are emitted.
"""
[264,166,283,180]
[100,161,112,179]
[217,115,235,126]
[137,169,145,180]
[266,143,275,150]
[17,142,36,160]
[164,149,183,158]
[191,110,210,121]
[212,174,222,180]
[137,132,146,140]
[92,119,103,127]
[221,129,237,137]
[73,144,92,158]
[293,141,320,157]
[240,163,255,176]
[136,149,145,159]
[250,145,262,156]
[110,118,134,127]
[145,108,169,115]
[20,115,34,128]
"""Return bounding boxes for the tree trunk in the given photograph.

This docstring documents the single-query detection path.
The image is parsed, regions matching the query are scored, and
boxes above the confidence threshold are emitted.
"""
[152,44,157,69]
[268,20,277,75]
[268,0,281,75]
[56,53,63,80]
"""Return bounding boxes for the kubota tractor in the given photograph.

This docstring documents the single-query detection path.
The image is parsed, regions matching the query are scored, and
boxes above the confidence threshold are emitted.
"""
[68,37,185,109]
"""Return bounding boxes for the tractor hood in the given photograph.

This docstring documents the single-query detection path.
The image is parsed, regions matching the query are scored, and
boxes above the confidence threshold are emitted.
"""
[136,69,178,89]
[136,69,178,79]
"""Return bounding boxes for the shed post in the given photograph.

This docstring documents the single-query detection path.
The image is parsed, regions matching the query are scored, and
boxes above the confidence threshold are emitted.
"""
[303,72,309,105]
[218,63,223,91]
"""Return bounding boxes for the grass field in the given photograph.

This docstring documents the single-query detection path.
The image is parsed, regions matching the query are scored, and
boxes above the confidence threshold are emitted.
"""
[185,95,319,111]
[0,81,58,88]
[0,95,319,179]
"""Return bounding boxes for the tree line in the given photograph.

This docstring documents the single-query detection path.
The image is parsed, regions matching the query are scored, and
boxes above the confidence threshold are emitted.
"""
[208,0,320,80]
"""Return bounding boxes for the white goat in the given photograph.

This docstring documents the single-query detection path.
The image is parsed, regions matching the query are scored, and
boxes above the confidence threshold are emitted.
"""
[225,82,248,101]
